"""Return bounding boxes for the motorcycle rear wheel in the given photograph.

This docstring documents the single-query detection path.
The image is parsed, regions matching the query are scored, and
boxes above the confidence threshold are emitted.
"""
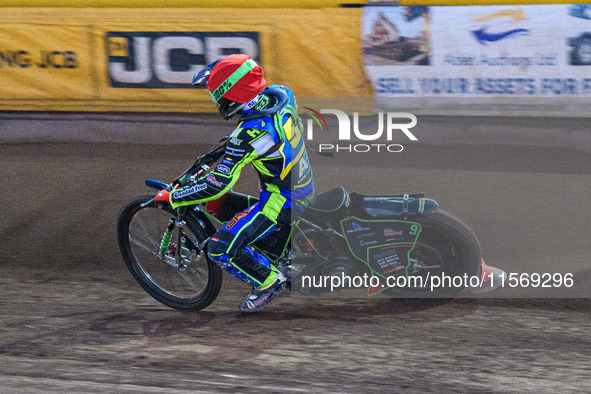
[394,209,482,297]
[117,194,222,310]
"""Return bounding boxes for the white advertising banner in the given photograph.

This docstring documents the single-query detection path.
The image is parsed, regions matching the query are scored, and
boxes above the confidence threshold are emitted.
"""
[363,5,591,97]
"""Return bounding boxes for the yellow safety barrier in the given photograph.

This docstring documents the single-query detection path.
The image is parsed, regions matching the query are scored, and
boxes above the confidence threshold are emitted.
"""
[0,1,587,7]
[0,25,92,100]
[0,0,349,8]
[400,0,588,4]
[0,7,370,112]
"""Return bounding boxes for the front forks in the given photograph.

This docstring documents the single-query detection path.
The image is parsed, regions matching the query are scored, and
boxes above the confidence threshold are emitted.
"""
[157,215,196,271]
[158,218,177,259]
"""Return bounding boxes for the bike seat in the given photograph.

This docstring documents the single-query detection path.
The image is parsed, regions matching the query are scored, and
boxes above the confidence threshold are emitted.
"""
[305,186,349,214]
[360,194,438,218]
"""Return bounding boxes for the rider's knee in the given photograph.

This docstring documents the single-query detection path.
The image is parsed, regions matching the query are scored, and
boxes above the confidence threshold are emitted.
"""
[207,236,229,264]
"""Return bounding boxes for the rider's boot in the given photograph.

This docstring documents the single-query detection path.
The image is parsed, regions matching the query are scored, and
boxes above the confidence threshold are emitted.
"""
[239,271,286,312]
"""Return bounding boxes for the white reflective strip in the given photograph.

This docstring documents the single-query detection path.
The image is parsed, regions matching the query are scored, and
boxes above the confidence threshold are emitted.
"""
[251,132,280,157]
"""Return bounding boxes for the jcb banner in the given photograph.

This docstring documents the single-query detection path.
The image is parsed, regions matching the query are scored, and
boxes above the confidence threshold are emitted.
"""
[105,31,259,89]
[0,7,366,112]
[0,24,93,99]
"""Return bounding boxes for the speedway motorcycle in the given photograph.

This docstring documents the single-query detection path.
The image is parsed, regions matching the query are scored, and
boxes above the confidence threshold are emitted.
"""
[117,138,500,310]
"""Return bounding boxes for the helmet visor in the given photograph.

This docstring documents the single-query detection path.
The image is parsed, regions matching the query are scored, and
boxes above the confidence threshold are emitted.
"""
[192,57,225,86]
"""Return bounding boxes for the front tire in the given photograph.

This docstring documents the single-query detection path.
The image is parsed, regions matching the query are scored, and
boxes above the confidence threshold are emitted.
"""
[117,195,222,310]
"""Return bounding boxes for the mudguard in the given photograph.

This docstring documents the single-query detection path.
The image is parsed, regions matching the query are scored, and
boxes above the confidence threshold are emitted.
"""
[336,192,439,294]
[340,217,422,285]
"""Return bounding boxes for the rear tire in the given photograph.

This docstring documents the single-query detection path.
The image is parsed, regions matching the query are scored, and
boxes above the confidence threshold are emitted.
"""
[394,209,482,297]
[117,195,222,310]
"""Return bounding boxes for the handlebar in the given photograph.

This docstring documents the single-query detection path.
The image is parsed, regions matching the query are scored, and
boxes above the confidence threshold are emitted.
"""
[172,136,229,187]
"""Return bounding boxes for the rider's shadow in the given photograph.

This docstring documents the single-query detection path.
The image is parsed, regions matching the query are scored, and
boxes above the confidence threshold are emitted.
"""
[233,297,480,323]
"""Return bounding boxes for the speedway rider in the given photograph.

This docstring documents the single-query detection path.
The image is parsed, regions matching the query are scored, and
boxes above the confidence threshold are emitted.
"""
[155,54,315,312]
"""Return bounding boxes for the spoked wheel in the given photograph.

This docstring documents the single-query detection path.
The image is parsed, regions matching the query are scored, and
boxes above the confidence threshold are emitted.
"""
[117,195,222,310]
[394,210,482,297]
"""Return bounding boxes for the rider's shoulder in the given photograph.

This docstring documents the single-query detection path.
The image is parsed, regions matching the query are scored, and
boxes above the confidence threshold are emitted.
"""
[268,84,295,98]
[266,85,297,110]
[236,118,274,138]
[240,85,295,122]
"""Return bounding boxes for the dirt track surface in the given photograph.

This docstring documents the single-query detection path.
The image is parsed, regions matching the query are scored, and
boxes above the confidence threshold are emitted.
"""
[1,114,591,392]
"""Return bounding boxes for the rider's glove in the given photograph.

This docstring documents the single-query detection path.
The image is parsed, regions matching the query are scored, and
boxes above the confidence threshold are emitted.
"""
[155,190,171,208]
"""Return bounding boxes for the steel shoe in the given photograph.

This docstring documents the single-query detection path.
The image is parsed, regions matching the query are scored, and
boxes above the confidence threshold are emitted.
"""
[239,272,286,312]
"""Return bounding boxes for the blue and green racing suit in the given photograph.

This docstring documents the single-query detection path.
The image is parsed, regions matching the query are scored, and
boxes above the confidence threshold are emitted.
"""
[169,85,314,289]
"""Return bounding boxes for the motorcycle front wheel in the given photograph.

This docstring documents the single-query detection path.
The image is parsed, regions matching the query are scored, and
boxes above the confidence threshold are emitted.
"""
[117,194,222,310]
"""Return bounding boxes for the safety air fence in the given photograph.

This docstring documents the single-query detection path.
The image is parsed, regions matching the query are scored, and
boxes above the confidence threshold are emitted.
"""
[0,2,590,116]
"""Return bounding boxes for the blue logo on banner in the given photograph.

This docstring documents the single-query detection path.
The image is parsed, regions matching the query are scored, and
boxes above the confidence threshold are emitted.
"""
[471,27,529,45]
